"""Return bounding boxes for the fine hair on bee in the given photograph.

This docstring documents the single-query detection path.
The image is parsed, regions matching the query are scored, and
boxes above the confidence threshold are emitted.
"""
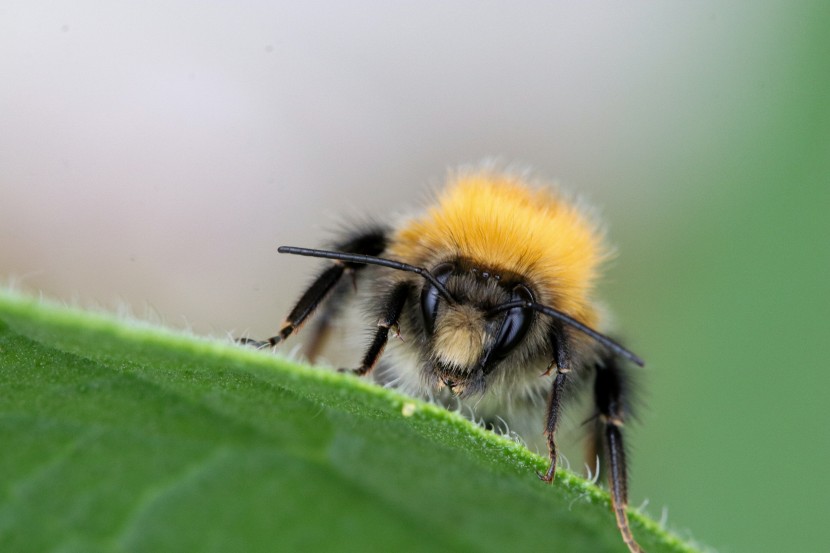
[240,167,648,553]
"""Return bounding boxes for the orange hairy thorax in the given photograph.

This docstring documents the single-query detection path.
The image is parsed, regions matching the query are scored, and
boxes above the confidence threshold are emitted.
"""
[390,172,609,325]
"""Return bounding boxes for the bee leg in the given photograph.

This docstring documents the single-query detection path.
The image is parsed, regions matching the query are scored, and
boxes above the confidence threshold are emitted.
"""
[594,355,643,553]
[539,322,571,483]
[254,263,348,348]
[343,282,410,376]
[238,228,389,349]
[301,230,390,358]
[302,279,351,362]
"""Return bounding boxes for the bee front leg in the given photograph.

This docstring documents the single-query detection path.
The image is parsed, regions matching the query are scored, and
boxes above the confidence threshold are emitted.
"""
[343,282,410,376]
[539,322,571,483]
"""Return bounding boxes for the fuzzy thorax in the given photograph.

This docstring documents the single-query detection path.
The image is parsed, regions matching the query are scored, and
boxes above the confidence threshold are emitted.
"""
[390,171,609,327]
[431,304,487,370]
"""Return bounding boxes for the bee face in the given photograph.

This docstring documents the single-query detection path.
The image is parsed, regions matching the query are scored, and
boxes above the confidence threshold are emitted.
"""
[415,260,539,396]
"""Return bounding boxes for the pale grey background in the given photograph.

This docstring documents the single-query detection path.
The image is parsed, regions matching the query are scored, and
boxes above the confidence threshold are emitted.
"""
[2,1,773,336]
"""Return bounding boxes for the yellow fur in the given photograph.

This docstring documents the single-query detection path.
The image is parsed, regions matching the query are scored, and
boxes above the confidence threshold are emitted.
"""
[432,304,486,369]
[390,171,609,326]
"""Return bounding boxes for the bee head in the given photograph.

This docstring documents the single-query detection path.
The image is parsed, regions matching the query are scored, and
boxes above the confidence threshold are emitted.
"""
[419,261,536,396]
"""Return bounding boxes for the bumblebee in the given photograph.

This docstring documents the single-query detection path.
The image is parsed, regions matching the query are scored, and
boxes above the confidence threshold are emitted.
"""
[242,169,646,552]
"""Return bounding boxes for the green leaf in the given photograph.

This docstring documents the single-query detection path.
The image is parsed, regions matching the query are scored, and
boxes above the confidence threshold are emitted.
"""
[0,290,700,553]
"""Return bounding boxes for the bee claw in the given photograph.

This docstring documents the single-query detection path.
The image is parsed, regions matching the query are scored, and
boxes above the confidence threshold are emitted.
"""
[338,367,369,377]
[236,337,270,350]
[537,466,556,483]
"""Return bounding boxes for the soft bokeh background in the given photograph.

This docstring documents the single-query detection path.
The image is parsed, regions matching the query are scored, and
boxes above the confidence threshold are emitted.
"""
[2,2,828,552]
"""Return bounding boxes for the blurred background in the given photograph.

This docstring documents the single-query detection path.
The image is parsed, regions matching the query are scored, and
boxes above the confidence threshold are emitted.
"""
[2,2,828,551]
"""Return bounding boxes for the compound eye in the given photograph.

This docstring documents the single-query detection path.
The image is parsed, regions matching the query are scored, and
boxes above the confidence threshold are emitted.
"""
[420,263,454,335]
[492,285,534,360]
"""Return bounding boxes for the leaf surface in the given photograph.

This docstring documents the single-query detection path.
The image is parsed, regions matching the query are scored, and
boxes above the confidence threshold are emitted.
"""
[0,291,700,553]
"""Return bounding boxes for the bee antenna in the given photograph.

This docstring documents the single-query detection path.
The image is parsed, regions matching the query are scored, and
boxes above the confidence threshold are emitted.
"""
[278,246,456,303]
[488,301,645,367]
